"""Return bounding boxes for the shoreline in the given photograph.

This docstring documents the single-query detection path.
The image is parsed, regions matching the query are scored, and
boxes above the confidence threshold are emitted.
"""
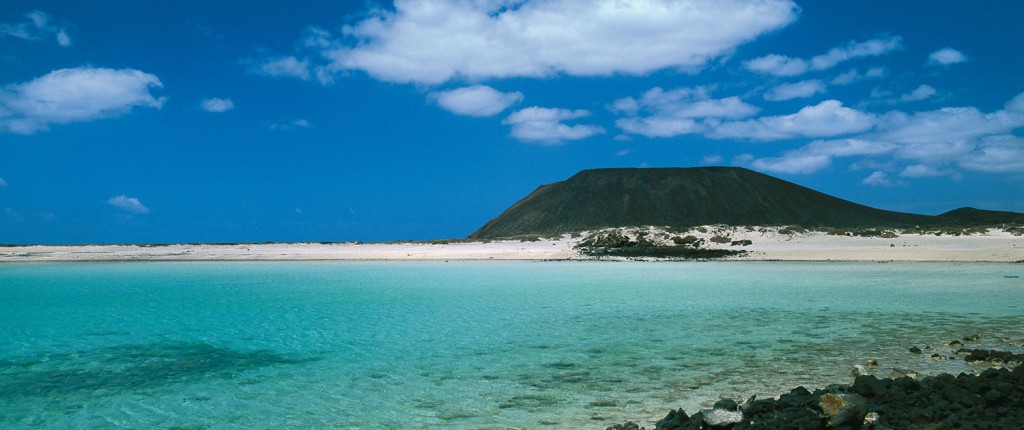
[2,226,1021,263]
[607,343,1024,430]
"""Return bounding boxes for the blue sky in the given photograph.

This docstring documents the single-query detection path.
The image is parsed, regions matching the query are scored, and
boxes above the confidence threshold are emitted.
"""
[2,0,1023,244]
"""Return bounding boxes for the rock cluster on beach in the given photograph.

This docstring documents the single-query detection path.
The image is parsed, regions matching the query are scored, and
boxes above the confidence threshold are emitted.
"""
[605,348,1024,430]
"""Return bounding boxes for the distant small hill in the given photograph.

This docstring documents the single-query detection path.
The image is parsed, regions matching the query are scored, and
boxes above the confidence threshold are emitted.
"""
[470,167,944,239]
[939,207,1024,224]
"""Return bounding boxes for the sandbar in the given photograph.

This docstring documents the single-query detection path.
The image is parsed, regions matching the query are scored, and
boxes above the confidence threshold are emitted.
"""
[2,226,1021,263]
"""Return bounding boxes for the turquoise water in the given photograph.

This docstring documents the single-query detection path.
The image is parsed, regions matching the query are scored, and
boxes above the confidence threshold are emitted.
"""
[2,262,1023,429]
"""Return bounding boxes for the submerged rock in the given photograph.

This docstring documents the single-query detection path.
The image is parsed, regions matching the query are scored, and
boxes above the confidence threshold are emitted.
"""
[890,368,918,379]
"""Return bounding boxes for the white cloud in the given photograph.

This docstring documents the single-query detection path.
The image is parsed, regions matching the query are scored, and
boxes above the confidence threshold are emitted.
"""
[809,36,903,70]
[613,87,759,138]
[746,153,832,175]
[898,85,937,103]
[431,85,523,117]
[200,98,234,113]
[959,135,1024,173]
[742,54,809,77]
[0,10,72,47]
[900,164,951,178]
[764,80,826,101]
[861,171,893,186]
[269,119,312,131]
[802,138,896,157]
[737,138,895,175]
[3,207,23,222]
[831,67,885,85]
[270,0,797,85]
[741,91,1024,177]
[928,48,967,66]
[745,35,902,77]
[107,195,150,214]
[503,107,604,144]
[56,30,71,47]
[702,154,724,165]
[0,67,164,135]
[708,100,876,141]
[876,106,1021,149]
[249,56,313,80]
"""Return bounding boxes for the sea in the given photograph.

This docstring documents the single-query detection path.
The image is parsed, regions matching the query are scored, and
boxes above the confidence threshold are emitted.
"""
[2,261,1023,429]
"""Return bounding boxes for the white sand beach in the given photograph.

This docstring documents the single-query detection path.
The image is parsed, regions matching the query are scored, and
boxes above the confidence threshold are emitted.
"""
[2,226,1021,262]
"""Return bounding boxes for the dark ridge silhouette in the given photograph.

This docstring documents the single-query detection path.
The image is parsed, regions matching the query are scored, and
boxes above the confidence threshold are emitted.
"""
[470,167,958,239]
[939,207,1024,224]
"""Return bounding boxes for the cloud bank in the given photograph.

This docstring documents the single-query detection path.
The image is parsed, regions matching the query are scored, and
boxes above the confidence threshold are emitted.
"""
[0,67,164,134]
[257,0,798,85]
[737,92,1024,175]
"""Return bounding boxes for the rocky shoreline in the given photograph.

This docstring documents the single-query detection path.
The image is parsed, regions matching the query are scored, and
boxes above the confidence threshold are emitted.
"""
[606,347,1024,430]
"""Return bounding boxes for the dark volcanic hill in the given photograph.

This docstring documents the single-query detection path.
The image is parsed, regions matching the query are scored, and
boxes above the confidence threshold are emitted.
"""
[939,207,1024,224]
[469,167,943,239]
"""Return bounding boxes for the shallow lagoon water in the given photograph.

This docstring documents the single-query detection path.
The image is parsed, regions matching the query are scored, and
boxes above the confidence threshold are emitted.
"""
[2,261,1023,429]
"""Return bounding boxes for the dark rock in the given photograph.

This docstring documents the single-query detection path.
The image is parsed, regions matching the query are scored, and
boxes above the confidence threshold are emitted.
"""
[653,408,689,430]
[819,393,868,428]
[909,346,923,354]
[853,375,888,398]
[606,422,644,430]
[983,388,1007,406]
[959,348,1024,364]
[629,348,1024,430]
[686,411,704,428]
[778,386,815,408]
[893,376,921,393]
[713,398,738,412]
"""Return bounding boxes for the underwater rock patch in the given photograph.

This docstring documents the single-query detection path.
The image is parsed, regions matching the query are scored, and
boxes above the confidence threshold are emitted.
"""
[0,341,313,398]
